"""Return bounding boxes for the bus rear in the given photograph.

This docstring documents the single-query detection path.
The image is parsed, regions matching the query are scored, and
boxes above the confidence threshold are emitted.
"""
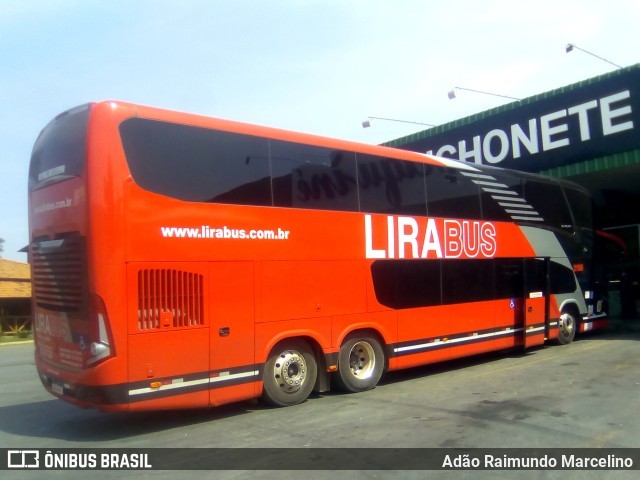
[28,104,117,408]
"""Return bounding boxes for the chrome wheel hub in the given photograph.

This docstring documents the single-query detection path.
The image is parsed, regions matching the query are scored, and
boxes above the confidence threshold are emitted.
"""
[348,341,376,379]
[272,350,308,394]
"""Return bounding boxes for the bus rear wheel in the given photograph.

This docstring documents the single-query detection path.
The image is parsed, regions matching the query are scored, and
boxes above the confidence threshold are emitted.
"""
[335,335,384,393]
[557,310,577,345]
[261,341,317,407]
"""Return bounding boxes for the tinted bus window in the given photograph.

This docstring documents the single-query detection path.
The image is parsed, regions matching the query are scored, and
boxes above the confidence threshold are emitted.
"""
[371,260,441,309]
[120,118,271,205]
[563,186,592,229]
[524,257,548,293]
[426,167,482,219]
[550,261,577,294]
[270,140,358,211]
[441,259,494,304]
[478,172,524,222]
[523,180,572,229]
[372,258,571,309]
[357,155,427,216]
[29,104,90,191]
[494,258,524,299]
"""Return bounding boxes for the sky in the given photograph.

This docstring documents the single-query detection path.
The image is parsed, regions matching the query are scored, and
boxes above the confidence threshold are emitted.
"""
[1,0,638,262]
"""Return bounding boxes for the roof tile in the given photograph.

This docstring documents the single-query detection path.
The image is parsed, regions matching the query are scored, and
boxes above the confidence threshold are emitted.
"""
[0,259,32,299]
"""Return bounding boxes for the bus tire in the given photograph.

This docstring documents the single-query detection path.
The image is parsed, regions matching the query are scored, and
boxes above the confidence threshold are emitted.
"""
[557,309,577,345]
[335,335,384,393]
[261,341,317,407]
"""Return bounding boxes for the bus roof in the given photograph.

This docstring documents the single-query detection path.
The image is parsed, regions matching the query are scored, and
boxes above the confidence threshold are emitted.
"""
[94,100,480,171]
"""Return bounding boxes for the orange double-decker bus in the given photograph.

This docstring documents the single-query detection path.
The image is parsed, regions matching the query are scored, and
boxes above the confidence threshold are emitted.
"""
[28,101,606,412]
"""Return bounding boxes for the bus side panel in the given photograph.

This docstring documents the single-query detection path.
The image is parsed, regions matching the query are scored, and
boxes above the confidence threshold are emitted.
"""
[255,258,363,365]
[127,328,210,410]
[209,261,257,407]
[126,392,209,412]
[254,317,332,366]
[260,260,367,322]
[448,301,502,359]
[126,262,210,410]
[331,310,397,360]
[494,298,523,349]
[393,305,451,370]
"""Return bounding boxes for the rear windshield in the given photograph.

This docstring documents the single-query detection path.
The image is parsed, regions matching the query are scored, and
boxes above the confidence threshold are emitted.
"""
[29,104,91,191]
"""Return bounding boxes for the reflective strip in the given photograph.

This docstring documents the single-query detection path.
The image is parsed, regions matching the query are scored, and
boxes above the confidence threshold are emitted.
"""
[128,370,260,397]
[459,172,496,180]
[526,325,546,333]
[472,180,510,189]
[510,216,544,222]
[129,378,209,396]
[394,328,522,354]
[210,370,260,384]
[499,202,534,209]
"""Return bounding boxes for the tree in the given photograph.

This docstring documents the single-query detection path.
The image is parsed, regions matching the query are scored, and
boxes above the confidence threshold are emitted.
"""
[0,237,4,257]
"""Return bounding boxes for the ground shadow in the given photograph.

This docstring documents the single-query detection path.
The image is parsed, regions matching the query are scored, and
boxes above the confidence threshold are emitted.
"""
[0,397,258,443]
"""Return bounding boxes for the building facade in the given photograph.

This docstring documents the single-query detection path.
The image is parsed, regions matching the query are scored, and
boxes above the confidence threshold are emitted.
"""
[386,64,640,317]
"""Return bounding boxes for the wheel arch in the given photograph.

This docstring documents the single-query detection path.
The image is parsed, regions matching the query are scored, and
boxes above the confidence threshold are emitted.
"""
[559,299,582,322]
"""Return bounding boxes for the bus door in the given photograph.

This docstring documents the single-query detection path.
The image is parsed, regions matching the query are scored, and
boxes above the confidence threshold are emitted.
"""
[523,257,549,348]
[209,262,257,406]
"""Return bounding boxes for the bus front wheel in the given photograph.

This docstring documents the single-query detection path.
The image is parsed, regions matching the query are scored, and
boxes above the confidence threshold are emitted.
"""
[335,335,384,393]
[261,341,317,407]
[557,310,577,345]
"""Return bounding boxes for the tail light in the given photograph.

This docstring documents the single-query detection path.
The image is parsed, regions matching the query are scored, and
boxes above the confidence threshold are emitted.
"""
[86,294,115,366]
